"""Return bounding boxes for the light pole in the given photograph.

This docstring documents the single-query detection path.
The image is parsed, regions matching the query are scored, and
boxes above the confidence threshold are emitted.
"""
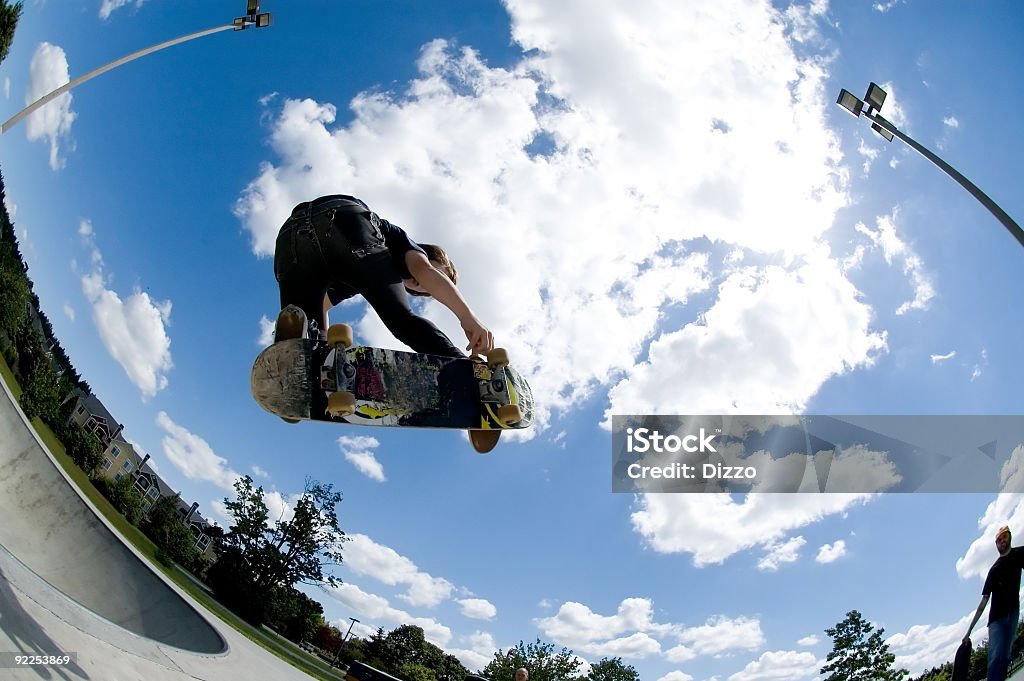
[1,2,272,135]
[343,617,360,642]
[836,82,1024,250]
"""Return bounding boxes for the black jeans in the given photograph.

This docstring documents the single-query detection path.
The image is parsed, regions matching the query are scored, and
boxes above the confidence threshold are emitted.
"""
[274,198,462,357]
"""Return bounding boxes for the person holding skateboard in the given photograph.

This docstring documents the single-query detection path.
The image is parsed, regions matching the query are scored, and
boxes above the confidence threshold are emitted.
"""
[963,525,1024,681]
[272,194,493,357]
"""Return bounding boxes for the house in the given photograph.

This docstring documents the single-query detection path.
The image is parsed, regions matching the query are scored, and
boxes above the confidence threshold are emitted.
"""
[67,388,123,448]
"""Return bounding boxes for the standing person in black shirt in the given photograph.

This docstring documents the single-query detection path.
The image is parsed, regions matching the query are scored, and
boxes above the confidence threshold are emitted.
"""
[964,525,1024,681]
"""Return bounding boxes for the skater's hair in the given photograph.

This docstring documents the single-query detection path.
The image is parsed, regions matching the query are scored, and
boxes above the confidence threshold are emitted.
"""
[406,244,458,297]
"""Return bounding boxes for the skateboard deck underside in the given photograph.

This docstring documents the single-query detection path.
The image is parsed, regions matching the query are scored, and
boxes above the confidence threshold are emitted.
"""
[251,339,533,431]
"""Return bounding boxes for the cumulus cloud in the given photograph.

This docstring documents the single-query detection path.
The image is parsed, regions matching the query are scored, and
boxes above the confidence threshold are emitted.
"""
[99,0,148,21]
[325,582,453,647]
[78,220,173,400]
[816,540,846,563]
[726,649,820,680]
[338,435,386,482]
[233,0,894,436]
[26,42,77,170]
[456,598,497,620]
[536,599,763,662]
[758,536,806,571]
[855,208,934,315]
[632,494,871,566]
[155,411,242,491]
[343,534,455,607]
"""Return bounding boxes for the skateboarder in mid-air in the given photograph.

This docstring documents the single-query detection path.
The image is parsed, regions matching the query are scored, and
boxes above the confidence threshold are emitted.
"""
[272,194,493,357]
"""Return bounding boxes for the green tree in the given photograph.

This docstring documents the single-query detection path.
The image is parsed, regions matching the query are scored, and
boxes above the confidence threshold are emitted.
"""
[586,658,640,681]
[63,423,103,475]
[822,610,908,681]
[481,639,582,681]
[140,495,200,567]
[19,353,64,422]
[265,585,324,643]
[98,474,145,525]
[0,1,21,64]
[207,475,346,624]
[0,245,29,335]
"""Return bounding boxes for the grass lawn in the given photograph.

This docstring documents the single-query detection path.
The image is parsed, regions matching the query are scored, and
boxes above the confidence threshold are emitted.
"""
[0,354,344,680]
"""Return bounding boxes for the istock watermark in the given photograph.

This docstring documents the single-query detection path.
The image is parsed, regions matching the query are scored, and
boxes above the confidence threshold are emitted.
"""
[611,415,1024,493]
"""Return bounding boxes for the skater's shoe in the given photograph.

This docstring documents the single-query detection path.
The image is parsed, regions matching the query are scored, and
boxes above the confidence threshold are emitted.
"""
[274,305,308,424]
[275,305,308,343]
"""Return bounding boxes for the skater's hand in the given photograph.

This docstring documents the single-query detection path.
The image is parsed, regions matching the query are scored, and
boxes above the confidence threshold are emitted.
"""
[462,316,494,355]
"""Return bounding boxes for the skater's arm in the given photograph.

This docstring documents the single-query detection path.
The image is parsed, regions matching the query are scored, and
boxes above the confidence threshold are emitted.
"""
[322,293,332,329]
[405,251,494,354]
[964,594,989,643]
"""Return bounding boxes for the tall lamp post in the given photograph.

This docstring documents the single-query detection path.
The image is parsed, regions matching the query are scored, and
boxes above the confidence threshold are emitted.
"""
[1,1,272,134]
[836,82,1024,250]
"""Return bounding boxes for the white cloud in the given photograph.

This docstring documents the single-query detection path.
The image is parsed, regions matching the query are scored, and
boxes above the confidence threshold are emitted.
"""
[888,617,975,677]
[155,411,242,491]
[796,635,818,646]
[931,351,955,364]
[872,0,906,12]
[758,536,806,571]
[234,0,881,436]
[337,435,386,482]
[448,631,499,673]
[26,42,77,170]
[855,208,934,315]
[456,598,497,620]
[324,582,452,648]
[99,0,147,21]
[815,540,846,563]
[343,533,454,607]
[656,673,694,681]
[726,650,820,680]
[257,315,275,346]
[943,116,959,129]
[631,494,871,566]
[62,302,75,321]
[536,599,763,662]
[78,221,173,399]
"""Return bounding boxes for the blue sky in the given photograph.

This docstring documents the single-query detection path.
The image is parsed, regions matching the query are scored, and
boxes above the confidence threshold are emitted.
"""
[2,1,1023,679]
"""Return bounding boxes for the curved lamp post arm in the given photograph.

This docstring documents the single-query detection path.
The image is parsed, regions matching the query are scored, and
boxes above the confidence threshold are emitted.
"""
[1,23,236,135]
[867,112,1024,250]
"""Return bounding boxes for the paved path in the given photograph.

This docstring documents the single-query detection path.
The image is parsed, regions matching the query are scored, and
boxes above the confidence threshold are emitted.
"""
[0,378,317,680]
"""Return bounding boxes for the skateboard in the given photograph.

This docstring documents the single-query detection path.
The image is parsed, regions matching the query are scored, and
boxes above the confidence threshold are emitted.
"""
[951,639,970,681]
[250,321,533,453]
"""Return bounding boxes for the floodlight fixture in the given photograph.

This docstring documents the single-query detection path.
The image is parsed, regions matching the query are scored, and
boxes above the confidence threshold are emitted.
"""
[256,12,272,28]
[247,0,259,13]
[871,121,895,143]
[232,16,246,30]
[835,80,1024,250]
[836,89,864,118]
[865,82,887,111]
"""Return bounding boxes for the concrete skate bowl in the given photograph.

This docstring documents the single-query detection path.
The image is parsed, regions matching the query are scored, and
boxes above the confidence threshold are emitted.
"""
[0,380,227,656]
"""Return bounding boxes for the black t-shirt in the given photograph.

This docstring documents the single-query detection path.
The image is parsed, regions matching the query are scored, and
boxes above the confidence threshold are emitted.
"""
[323,197,427,304]
[983,546,1024,623]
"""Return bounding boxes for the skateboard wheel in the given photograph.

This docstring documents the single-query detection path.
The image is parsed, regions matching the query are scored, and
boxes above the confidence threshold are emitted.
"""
[326,391,356,419]
[327,323,354,349]
[470,429,501,454]
[486,348,509,368]
[497,404,523,425]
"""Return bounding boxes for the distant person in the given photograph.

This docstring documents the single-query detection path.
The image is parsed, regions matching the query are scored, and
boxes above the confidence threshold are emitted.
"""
[273,194,493,357]
[964,525,1024,681]
[515,669,529,681]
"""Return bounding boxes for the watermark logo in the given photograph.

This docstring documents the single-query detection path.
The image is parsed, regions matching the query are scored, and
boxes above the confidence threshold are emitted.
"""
[626,427,719,454]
